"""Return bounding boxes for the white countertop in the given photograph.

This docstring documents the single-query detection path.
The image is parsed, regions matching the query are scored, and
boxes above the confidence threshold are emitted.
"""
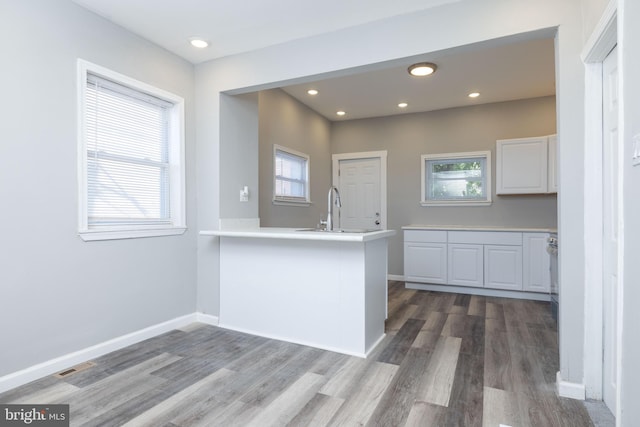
[200,227,396,242]
[403,225,557,233]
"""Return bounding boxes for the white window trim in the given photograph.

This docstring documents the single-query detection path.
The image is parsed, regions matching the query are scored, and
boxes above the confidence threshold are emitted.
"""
[420,150,492,207]
[273,144,311,206]
[77,59,186,241]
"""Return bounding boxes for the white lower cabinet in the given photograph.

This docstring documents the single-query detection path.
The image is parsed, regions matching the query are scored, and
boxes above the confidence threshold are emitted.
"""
[404,242,447,284]
[448,244,484,287]
[484,245,523,290]
[523,232,551,292]
[404,228,551,297]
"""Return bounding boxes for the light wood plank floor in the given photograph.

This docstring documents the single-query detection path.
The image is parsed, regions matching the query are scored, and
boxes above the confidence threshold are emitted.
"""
[0,282,595,426]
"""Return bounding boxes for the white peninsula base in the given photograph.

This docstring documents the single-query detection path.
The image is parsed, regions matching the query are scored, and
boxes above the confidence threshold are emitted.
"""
[203,228,394,358]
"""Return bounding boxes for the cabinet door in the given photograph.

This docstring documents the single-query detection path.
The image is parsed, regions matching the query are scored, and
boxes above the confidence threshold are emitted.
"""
[404,242,447,284]
[523,233,551,292]
[496,137,548,194]
[448,244,483,287]
[547,135,558,193]
[484,245,523,291]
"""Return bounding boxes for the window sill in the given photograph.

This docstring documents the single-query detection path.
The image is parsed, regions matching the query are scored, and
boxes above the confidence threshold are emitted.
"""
[272,199,312,207]
[420,200,492,207]
[79,226,187,241]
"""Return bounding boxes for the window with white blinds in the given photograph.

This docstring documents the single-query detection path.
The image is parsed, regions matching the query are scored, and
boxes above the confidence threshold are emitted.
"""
[273,145,310,204]
[78,60,186,240]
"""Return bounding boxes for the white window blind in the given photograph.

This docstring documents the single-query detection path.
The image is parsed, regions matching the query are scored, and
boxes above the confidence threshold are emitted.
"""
[85,73,174,226]
[274,146,309,202]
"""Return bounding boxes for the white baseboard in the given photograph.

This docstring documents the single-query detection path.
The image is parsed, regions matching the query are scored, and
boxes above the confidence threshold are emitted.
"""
[556,371,586,400]
[218,322,369,358]
[405,282,550,302]
[195,313,220,326]
[387,274,405,281]
[0,312,219,394]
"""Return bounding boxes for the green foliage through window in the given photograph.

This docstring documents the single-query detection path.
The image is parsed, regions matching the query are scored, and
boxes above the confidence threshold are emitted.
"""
[422,152,491,204]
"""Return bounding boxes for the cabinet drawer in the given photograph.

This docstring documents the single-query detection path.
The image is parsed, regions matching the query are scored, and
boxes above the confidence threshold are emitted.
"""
[448,231,522,246]
[404,230,447,243]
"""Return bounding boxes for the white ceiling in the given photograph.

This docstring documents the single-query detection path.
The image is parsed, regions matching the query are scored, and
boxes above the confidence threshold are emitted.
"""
[71,0,556,121]
[71,0,461,63]
[281,37,556,121]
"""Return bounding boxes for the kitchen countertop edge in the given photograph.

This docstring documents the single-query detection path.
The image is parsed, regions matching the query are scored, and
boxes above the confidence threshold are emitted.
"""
[200,227,396,242]
[402,225,558,233]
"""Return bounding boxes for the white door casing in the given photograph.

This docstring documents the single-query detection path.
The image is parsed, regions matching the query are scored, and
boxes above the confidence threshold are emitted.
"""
[602,44,619,414]
[580,2,618,405]
[332,151,387,230]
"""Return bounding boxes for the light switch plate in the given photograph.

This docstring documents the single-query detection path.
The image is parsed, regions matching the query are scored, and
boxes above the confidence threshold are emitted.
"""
[240,186,249,202]
[633,134,640,166]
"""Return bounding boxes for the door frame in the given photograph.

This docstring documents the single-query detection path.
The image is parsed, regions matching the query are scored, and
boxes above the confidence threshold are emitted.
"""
[332,151,388,230]
[582,1,622,418]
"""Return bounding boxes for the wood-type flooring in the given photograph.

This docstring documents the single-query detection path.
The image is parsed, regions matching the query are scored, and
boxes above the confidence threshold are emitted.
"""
[0,282,594,426]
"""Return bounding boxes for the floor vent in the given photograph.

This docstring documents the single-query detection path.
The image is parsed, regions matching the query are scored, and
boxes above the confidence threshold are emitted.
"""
[54,361,96,378]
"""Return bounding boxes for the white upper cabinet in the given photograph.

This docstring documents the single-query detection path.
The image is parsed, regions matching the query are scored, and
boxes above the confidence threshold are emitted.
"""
[496,135,557,195]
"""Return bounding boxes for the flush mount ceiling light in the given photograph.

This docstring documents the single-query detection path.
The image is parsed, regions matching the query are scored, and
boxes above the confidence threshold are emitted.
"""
[189,38,209,48]
[398,102,408,108]
[336,111,346,116]
[408,62,437,77]
[468,92,480,98]
[307,89,318,95]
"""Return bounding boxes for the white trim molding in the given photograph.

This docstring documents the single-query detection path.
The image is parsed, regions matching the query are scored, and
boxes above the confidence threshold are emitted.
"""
[557,371,586,400]
[580,1,618,404]
[0,313,219,394]
[387,274,405,282]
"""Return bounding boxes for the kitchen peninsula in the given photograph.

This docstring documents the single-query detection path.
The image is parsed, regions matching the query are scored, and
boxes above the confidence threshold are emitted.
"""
[200,227,396,357]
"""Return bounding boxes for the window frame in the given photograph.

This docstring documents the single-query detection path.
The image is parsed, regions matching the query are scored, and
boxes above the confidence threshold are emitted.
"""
[420,151,492,207]
[77,59,186,241]
[272,144,311,206]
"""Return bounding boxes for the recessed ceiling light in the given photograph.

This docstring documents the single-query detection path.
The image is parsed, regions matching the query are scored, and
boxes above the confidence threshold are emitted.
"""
[408,62,437,77]
[398,102,408,108]
[336,111,346,116]
[468,92,480,98]
[307,89,318,95]
[189,38,209,48]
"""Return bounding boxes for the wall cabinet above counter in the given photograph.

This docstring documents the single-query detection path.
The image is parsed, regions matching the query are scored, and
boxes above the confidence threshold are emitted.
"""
[496,134,557,195]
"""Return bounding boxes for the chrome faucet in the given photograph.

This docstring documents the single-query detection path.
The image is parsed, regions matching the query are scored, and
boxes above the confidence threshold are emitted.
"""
[324,186,342,231]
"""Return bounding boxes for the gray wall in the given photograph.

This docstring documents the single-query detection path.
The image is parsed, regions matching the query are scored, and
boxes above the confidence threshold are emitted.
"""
[331,96,558,275]
[259,89,332,228]
[220,93,259,219]
[0,0,197,376]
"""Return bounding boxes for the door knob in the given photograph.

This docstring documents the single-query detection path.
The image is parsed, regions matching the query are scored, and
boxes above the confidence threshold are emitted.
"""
[375,220,381,225]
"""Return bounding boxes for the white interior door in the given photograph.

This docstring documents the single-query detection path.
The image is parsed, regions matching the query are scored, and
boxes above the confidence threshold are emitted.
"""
[602,45,619,414]
[337,157,382,230]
